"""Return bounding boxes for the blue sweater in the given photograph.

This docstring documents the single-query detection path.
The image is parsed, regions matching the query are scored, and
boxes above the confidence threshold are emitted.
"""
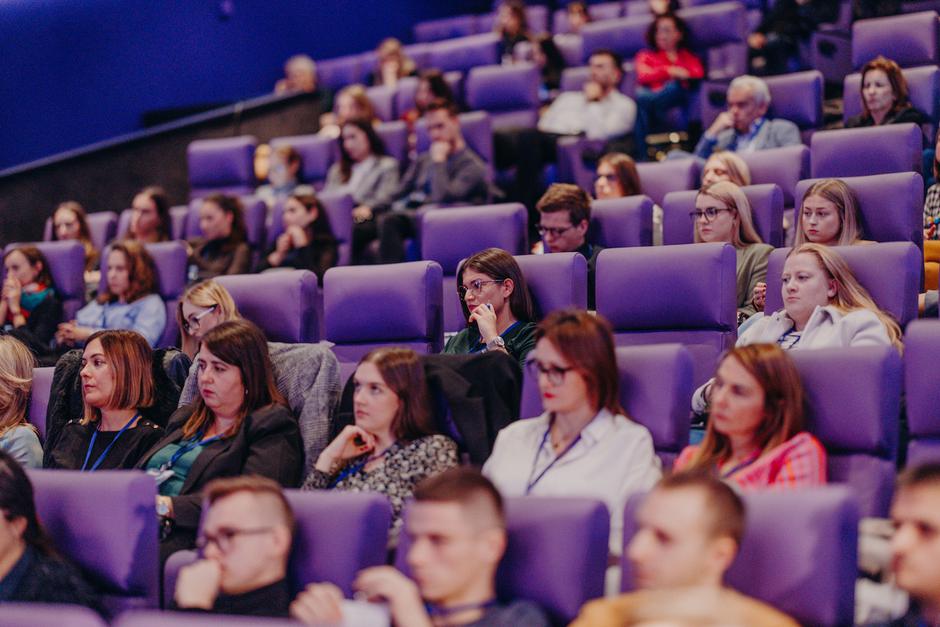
[75,293,166,346]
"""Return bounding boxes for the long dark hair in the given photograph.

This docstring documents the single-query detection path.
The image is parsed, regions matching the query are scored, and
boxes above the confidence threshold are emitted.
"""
[289,193,335,242]
[201,194,248,250]
[338,119,387,183]
[457,248,534,324]
[0,450,57,556]
[417,69,455,113]
[135,186,172,242]
[645,13,692,51]
[358,347,435,442]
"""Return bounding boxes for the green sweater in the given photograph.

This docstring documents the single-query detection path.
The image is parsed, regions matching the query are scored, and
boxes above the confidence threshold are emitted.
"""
[443,321,537,368]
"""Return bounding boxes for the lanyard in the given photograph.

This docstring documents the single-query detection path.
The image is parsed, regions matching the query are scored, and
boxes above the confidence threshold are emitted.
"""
[471,320,521,353]
[721,450,760,479]
[161,430,224,472]
[81,412,140,472]
[525,418,582,495]
[426,598,498,618]
[328,443,396,489]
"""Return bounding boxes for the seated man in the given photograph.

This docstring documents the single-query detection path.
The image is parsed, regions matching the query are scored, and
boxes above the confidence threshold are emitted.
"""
[572,472,798,626]
[693,75,801,159]
[173,475,294,617]
[290,467,551,626]
[255,145,314,206]
[274,54,332,124]
[377,99,490,263]
[535,184,603,309]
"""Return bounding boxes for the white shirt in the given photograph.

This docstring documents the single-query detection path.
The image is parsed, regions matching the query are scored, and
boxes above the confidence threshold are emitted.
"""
[538,90,637,140]
[483,409,661,553]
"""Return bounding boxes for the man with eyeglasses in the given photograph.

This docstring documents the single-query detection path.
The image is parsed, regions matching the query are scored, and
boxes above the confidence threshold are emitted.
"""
[535,184,603,309]
[172,475,295,616]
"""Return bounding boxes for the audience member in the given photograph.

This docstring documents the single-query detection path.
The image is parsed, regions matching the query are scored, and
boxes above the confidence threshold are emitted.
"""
[483,309,661,551]
[291,468,551,627]
[694,75,800,159]
[187,194,251,281]
[127,186,172,243]
[649,0,680,15]
[634,13,705,158]
[0,449,100,608]
[400,69,456,130]
[173,476,295,617]
[532,34,567,96]
[319,84,377,138]
[1,246,62,359]
[275,54,317,95]
[44,330,163,470]
[176,279,239,360]
[255,145,314,206]
[846,56,929,129]
[678,344,827,489]
[535,184,603,308]
[444,248,537,367]
[51,201,99,274]
[378,99,489,263]
[748,0,839,76]
[57,240,166,347]
[258,193,337,281]
[594,152,642,200]
[0,337,41,469]
[925,129,940,240]
[495,0,531,62]
[566,1,592,32]
[701,151,752,187]
[693,181,772,323]
[304,347,458,542]
[138,319,303,561]
[573,473,799,626]
[368,38,417,88]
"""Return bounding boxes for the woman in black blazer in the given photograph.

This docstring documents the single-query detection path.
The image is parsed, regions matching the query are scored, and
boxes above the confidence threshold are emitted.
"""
[137,319,303,561]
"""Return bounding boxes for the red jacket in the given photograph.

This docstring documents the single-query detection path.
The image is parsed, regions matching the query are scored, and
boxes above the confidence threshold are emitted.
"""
[635,48,705,91]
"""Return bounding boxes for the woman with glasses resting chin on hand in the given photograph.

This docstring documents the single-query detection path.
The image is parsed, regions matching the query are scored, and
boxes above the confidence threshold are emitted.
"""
[443,248,536,368]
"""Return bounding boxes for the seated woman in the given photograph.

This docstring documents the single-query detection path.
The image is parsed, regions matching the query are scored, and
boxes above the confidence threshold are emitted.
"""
[258,193,338,282]
[177,279,240,360]
[677,344,826,489]
[318,84,378,138]
[924,128,940,240]
[127,186,172,243]
[304,347,458,541]
[565,1,592,33]
[44,330,164,470]
[483,309,661,551]
[693,181,772,323]
[0,449,100,608]
[444,248,537,367]
[57,240,166,347]
[0,337,42,468]
[51,201,99,275]
[137,319,303,560]
[594,152,642,200]
[324,119,399,264]
[368,38,417,88]
[634,13,705,158]
[700,150,751,188]
[1,246,62,359]
[495,0,531,62]
[187,194,251,281]
[846,56,929,130]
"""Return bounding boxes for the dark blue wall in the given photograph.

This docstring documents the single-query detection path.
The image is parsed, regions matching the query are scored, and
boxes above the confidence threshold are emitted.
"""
[0,0,487,170]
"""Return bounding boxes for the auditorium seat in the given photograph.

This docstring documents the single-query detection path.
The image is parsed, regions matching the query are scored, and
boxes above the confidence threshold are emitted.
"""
[636,158,702,206]
[115,613,297,627]
[396,497,610,625]
[740,145,811,208]
[465,63,542,131]
[185,196,268,257]
[316,191,356,267]
[514,252,588,318]
[476,4,550,34]
[1,605,106,627]
[376,120,410,166]
[520,344,693,467]
[43,211,118,252]
[314,54,364,91]
[116,205,189,242]
[27,366,54,440]
[29,469,159,615]
[187,136,257,200]
[662,183,785,246]
[393,72,463,118]
[622,486,859,626]
[427,33,500,74]
[578,15,650,63]
[3,241,86,321]
[843,64,940,139]
[216,271,321,343]
[323,261,444,363]
[678,2,749,81]
[590,195,655,248]
[269,133,338,190]
[851,10,939,70]
[811,123,923,178]
[903,320,940,466]
[365,84,396,121]
[553,1,623,33]
[595,243,737,386]
[413,14,478,43]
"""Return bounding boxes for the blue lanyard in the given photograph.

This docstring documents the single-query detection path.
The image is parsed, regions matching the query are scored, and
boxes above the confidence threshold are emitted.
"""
[471,320,521,353]
[525,418,582,495]
[721,451,760,479]
[328,443,396,489]
[81,412,140,472]
[426,598,498,617]
[161,430,224,472]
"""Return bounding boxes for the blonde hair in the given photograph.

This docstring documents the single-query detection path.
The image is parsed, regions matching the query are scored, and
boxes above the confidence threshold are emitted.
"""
[0,337,36,439]
[177,280,240,358]
[794,179,864,247]
[376,38,416,78]
[703,151,751,187]
[694,181,763,248]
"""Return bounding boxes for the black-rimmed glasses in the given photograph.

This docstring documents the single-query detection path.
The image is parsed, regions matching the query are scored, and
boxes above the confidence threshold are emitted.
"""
[526,359,574,386]
[196,526,273,553]
[689,207,733,223]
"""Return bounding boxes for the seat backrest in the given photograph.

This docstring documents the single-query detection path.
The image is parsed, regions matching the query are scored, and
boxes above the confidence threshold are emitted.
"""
[394,71,463,117]
[186,135,258,199]
[375,120,409,166]
[740,145,810,207]
[365,84,396,121]
[852,10,939,70]
[763,242,920,326]
[314,54,363,91]
[621,486,859,626]
[553,1,623,33]
[636,158,701,206]
[465,63,541,130]
[413,14,478,43]
[395,497,610,625]
[794,172,924,249]
[184,196,267,252]
[29,469,159,614]
[843,65,940,139]
[662,183,784,247]
[595,243,737,386]
[269,134,338,186]
[314,190,356,266]
[143,241,188,348]
[3,241,86,321]
[27,366,55,440]
[514,252,588,318]
[700,70,823,131]
[216,271,320,343]
[324,261,444,363]
[2,604,107,627]
[903,320,940,466]
[589,195,655,248]
[43,211,118,251]
[579,15,651,63]
[428,33,500,73]
[810,124,923,178]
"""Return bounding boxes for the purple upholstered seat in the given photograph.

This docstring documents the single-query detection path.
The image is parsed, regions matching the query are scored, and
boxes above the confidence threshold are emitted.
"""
[843,65,940,139]
[394,72,463,118]
[794,172,924,249]
[28,469,159,615]
[851,10,939,70]
[187,135,258,200]
[162,490,391,608]
[112,241,187,349]
[44,211,118,252]
[420,204,529,332]
[366,84,397,122]
[477,5,550,34]
[116,612,297,627]
[590,195,655,247]
[184,196,267,253]
[662,184,784,247]
[396,497,610,625]
[554,33,586,67]
[810,124,923,178]
[315,54,364,91]
[763,242,920,326]
[1,605,106,627]
[269,134,339,188]
[514,252,588,318]
[679,2,749,80]
[315,190,356,266]
[324,261,444,363]
[3,241,86,321]
[413,14,478,43]
[636,159,702,206]
[622,486,859,626]
[596,243,737,387]
[117,206,188,242]
[27,366,54,440]
[740,145,811,207]
[216,271,320,343]
[376,120,409,166]
[428,33,500,73]
[465,63,541,131]
[520,344,693,467]
[579,15,650,63]
[905,320,940,465]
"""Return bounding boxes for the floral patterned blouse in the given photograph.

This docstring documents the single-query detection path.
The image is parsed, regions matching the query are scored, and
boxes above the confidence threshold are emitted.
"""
[303,434,459,543]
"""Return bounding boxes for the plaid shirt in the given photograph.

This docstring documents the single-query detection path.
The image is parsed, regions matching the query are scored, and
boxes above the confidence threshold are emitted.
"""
[925,183,940,237]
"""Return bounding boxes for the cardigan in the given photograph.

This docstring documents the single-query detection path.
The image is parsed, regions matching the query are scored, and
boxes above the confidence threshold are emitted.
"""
[736,243,773,320]
[325,155,400,209]
[635,49,705,92]
[74,293,166,347]
[188,238,251,281]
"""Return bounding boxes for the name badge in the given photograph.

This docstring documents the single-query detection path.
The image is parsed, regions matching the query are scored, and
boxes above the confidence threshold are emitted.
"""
[146,468,175,486]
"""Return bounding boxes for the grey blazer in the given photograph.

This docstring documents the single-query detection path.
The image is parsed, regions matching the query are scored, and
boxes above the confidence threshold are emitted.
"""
[325,155,400,208]
[694,117,801,158]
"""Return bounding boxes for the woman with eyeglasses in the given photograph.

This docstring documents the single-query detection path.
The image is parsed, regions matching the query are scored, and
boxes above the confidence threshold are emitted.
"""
[692,181,772,324]
[137,319,303,562]
[483,309,660,552]
[177,280,240,359]
[443,248,537,368]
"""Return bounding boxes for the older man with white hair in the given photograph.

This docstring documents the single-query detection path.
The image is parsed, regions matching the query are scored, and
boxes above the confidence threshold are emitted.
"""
[693,75,800,159]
